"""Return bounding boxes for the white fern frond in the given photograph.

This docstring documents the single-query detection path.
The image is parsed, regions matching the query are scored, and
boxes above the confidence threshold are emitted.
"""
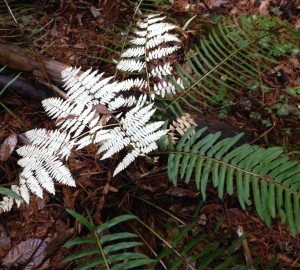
[153,80,176,97]
[22,129,74,159]
[75,129,112,150]
[150,63,173,78]
[62,66,81,81]
[113,149,140,176]
[98,127,130,159]
[121,47,145,58]
[146,33,180,49]
[130,37,146,45]
[18,179,30,204]
[20,168,44,198]
[118,78,148,91]
[42,98,101,137]
[132,28,147,37]
[147,24,177,38]
[90,76,114,96]
[147,16,166,25]
[108,95,137,111]
[0,196,14,213]
[117,59,146,73]
[147,46,180,61]
[9,12,182,213]
[62,67,113,106]
[17,129,76,198]
[97,101,167,175]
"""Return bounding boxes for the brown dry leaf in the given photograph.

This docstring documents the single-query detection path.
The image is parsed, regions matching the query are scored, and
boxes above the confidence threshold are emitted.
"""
[295,18,300,30]
[0,134,17,161]
[259,0,270,15]
[2,238,50,269]
[205,0,230,8]
[93,104,117,114]
[166,187,199,198]
[0,224,11,257]
[90,5,101,18]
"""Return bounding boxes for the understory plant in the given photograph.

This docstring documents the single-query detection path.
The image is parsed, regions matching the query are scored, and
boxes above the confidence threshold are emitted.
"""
[1,2,300,269]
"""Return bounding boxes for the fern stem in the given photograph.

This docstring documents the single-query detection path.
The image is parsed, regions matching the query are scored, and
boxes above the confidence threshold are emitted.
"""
[0,101,25,128]
[164,37,261,112]
[131,195,186,226]
[86,209,111,270]
[122,207,197,270]
[159,150,300,198]
[129,224,168,270]
[113,0,144,80]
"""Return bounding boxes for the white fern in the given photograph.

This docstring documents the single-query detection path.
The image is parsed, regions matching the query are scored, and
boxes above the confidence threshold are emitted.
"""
[117,59,146,73]
[146,46,180,61]
[117,13,182,98]
[3,12,180,212]
[16,129,76,198]
[97,100,168,176]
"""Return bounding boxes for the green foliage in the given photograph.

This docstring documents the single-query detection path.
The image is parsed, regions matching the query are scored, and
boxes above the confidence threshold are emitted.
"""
[0,0,53,46]
[63,210,156,270]
[0,187,22,201]
[169,15,300,113]
[160,127,300,236]
[157,222,252,270]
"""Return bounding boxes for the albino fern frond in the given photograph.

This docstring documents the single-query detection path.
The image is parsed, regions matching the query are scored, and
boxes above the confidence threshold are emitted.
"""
[117,59,146,73]
[42,98,101,138]
[98,127,130,159]
[16,129,76,198]
[146,33,180,49]
[9,12,180,211]
[147,46,180,61]
[113,149,140,176]
[122,47,145,58]
[117,13,182,98]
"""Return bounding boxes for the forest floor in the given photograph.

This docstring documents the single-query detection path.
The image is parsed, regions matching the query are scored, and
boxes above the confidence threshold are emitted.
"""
[0,0,300,269]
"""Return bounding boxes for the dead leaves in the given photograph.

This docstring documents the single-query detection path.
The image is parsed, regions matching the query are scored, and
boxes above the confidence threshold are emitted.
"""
[259,0,270,15]
[0,134,17,161]
[2,238,50,270]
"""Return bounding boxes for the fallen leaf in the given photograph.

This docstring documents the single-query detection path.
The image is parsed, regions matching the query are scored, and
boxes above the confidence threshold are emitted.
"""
[166,187,199,198]
[90,5,101,18]
[2,238,50,269]
[259,0,270,15]
[92,104,117,114]
[0,134,17,161]
[206,0,230,8]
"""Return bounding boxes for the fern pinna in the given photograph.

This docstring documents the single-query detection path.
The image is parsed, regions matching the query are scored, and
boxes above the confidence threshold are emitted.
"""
[160,127,300,236]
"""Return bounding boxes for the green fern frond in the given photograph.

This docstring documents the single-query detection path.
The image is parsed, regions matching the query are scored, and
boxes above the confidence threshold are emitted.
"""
[168,15,300,113]
[161,127,300,235]
[0,0,53,46]
[157,220,252,269]
[63,210,156,270]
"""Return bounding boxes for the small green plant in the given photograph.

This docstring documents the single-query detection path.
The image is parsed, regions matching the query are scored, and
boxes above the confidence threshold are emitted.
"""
[63,210,156,270]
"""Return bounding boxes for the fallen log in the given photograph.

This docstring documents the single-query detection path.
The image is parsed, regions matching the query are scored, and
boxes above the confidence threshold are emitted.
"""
[0,42,69,82]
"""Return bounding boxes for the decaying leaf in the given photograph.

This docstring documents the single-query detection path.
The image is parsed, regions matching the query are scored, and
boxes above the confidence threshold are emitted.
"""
[90,5,101,18]
[0,224,11,257]
[166,187,199,198]
[2,238,50,269]
[259,0,270,15]
[0,134,17,161]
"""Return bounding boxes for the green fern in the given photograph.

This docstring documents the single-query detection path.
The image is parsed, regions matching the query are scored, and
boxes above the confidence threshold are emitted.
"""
[167,15,300,113]
[160,127,300,236]
[62,210,156,270]
[0,0,53,46]
[158,223,252,270]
